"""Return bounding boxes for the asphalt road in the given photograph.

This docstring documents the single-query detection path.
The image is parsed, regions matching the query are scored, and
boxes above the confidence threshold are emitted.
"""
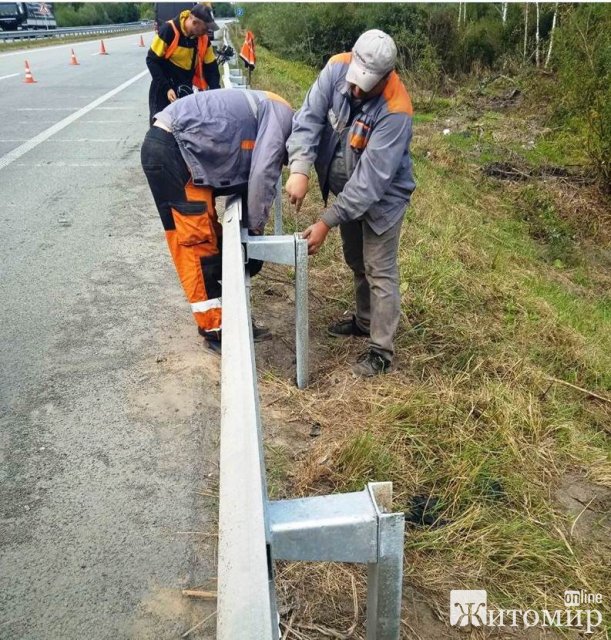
[0,32,220,639]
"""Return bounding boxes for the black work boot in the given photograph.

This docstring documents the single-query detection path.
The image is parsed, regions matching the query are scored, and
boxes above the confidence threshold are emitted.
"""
[198,328,222,356]
[251,320,272,343]
[327,314,369,338]
[205,338,222,356]
[198,322,271,348]
[351,350,391,377]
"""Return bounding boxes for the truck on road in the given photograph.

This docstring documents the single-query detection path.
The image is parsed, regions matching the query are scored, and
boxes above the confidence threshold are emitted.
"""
[0,2,57,30]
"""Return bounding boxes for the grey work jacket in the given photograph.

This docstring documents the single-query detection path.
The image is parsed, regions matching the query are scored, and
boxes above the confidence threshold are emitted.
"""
[157,88,293,231]
[286,53,416,235]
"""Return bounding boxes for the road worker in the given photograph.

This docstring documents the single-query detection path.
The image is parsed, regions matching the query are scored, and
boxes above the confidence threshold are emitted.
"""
[141,89,293,354]
[146,3,220,126]
[285,30,416,377]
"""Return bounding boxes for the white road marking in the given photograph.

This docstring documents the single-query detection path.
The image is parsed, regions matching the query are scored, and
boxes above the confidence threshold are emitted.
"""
[0,69,148,173]
[15,108,78,111]
[14,162,116,167]
[0,138,122,143]
[0,73,19,81]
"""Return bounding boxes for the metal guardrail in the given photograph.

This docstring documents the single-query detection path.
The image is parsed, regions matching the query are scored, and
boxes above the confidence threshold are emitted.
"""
[218,196,276,637]
[217,26,405,639]
[0,21,150,42]
[218,197,405,639]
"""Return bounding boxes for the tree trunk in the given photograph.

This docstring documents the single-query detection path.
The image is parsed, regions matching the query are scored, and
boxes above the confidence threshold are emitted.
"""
[545,3,558,68]
[523,3,529,62]
[502,2,508,25]
[535,2,540,67]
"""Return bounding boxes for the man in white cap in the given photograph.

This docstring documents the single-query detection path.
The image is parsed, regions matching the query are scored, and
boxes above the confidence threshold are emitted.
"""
[285,30,416,377]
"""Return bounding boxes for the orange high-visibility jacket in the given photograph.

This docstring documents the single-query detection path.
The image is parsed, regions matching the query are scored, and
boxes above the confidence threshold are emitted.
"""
[147,10,219,92]
[165,19,209,90]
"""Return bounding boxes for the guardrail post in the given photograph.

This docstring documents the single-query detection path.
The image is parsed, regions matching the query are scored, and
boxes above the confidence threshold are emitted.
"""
[366,484,405,639]
[269,481,404,639]
[274,175,283,235]
[242,233,309,389]
[294,234,309,389]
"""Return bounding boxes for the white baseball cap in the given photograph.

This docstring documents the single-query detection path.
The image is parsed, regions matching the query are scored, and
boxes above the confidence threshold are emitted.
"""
[346,30,397,92]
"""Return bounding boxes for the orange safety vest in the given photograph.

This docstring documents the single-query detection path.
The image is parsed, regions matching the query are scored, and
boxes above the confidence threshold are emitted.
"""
[164,20,209,91]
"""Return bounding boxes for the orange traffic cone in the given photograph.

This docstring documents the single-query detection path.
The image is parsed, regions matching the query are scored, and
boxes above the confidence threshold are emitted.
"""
[69,48,80,66]
[138,35,145,48]
[23,60,36,84]
[99,40,108,55]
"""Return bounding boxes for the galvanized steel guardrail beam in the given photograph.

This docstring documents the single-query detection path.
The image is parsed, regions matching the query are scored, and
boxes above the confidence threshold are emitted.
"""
[218,196,277,638]
[0,21,150,42]
[217,26,405,638]
[218,196,405,639]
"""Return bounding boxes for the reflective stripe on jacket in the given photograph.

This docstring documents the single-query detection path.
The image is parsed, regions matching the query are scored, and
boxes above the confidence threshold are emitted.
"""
[287,52,416,235]
[158,89,293,232]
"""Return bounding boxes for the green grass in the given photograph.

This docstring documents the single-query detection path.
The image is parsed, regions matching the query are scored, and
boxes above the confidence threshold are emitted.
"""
[251,42,611,633]
[229,28,317,108]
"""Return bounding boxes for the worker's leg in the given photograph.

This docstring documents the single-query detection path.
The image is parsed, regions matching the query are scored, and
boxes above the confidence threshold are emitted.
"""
[168,181,222,338]
[141,127,222,337]
[361,218,403,362]
[339,220,371,333]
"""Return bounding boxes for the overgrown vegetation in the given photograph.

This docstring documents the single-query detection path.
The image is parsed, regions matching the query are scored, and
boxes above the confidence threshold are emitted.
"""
[242,2,610,190]
[54,2,236,27]
[54,3,143,27]
[236,10,611,637]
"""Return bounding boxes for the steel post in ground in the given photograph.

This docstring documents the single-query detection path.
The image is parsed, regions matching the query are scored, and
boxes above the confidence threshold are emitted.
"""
[295,234,309,389]
[366,484,405,640]
[274,175,283,235]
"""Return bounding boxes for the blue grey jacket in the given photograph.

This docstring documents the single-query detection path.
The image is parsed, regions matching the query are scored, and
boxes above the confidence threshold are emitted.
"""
[287,53,415,235]
[156,88,293,232]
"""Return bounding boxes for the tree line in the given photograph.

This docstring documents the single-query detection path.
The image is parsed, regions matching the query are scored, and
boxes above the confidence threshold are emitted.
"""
[241,2,609,186]
[54,2,235,26]
[54,3,144,27]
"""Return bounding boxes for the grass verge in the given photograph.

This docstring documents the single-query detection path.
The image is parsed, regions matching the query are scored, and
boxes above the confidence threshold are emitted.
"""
[247,41,610,638]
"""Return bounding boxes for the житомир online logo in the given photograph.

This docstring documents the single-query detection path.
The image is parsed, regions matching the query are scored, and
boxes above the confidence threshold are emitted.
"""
[450,589,604,634]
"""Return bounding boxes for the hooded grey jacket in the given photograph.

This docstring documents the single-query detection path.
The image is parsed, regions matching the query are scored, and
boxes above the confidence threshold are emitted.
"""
[156,88,293,232]
[287,53,415,235]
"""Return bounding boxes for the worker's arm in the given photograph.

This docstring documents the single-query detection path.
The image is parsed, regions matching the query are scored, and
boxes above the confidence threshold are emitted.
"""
[203,44,221,89]
[247,99,293,233]
[146,23,174,95]
[286,60,336,177]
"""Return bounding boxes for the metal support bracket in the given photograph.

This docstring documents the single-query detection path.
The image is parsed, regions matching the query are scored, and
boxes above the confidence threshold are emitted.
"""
[268,481,404,639]
[242,231,309,389]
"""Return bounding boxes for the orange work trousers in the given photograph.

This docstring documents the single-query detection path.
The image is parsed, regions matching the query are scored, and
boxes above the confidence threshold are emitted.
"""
[165,181,223,336]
